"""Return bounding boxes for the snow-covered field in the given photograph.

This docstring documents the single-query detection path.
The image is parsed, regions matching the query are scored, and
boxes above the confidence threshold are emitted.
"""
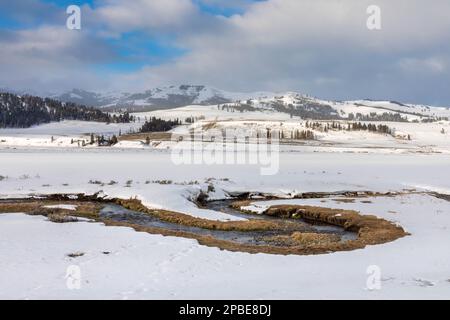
[1,109,450,299]
[0,121,142,149]
[0,146,450,299]
[1,116,449,154]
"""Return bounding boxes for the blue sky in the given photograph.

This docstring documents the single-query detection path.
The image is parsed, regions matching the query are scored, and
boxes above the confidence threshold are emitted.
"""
[1,0,450,106]
[0,1,260,74]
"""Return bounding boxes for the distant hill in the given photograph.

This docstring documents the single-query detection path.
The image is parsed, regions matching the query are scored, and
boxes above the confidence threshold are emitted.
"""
[0,92,132,128]
[218,93,450,122]
[52,85,271,112]
[44,84,450,121]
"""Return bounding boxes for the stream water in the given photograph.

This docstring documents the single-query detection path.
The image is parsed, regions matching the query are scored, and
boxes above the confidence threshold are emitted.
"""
[206,199,357,241]
[99,199,357,247]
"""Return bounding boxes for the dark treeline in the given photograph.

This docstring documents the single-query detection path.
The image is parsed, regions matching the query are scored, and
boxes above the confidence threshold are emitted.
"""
[347,122,392,134]
[217,100,342,120]
[306,121,393,135]
[139,117,181,133]
[272,101,342,120]
[0,92,133,128]
[70,133,119,147]
[291,129,315,140]
[348,112,408,122]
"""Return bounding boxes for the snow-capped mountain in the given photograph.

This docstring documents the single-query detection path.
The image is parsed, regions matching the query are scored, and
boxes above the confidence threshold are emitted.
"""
[220,92,450,121]
[53,85,271,112]
[54,89,121,108]
[49,85,450,121]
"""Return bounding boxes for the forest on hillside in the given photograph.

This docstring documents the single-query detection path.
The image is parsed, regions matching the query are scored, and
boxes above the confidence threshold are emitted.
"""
[0,92,133,128]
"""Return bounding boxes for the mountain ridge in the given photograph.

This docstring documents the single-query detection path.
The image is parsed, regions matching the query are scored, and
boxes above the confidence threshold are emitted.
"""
[51,85,277,112]
[4,85,450,122]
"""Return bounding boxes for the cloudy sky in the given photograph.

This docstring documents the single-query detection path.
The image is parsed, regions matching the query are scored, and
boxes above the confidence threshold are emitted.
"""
[1,0,450,105]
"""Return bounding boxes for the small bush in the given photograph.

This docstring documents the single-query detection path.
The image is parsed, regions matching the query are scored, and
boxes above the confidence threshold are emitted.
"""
[196,190,208,204]
[67,252,84,258]
[89,180,103,185]
[153,180,173,185]
[125,180,133,187]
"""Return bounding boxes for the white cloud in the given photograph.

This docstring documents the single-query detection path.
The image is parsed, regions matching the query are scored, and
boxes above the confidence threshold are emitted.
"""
[95,0,198,32]
[399,57,447,74]
[115,0,450,103]
[0,26,115,92]
[3,0,450,104]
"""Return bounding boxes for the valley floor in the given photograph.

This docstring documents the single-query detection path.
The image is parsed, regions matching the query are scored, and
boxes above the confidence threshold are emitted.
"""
[0,148,450,299]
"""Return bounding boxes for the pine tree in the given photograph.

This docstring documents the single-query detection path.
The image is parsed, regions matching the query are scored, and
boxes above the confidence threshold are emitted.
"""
[110,135,118,145]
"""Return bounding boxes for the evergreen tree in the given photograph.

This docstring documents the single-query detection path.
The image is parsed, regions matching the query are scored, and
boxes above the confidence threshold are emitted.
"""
[0,92,134,129]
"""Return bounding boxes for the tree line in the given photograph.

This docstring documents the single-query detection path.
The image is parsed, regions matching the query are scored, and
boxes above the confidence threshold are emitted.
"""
[139,117,181,133]
[305,121,394,135]
[0,92,134,128]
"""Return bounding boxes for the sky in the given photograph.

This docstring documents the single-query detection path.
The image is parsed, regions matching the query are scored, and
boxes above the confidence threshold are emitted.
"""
[1,0,450,105]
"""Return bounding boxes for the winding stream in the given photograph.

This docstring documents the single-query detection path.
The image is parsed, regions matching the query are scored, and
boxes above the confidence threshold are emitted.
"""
[100,199,358,247]
[206,199,358,241]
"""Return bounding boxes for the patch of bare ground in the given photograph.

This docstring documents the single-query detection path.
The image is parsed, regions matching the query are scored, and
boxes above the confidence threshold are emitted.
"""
[0,201,42,213]
[0,200,101,222]
[118,132,173,142]
[332,198,356,203]
[202,121,217,131]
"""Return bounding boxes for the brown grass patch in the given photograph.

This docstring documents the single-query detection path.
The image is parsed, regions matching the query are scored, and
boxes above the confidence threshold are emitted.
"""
[262,205,409,248]
[202,121,218,131]
[0,200,101,220]
[264,232,341,247]
[332,198,356,203]
[118,132,173,142]
[0,201,42,213]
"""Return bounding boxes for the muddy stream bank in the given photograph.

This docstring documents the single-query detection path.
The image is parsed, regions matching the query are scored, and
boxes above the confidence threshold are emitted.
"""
[0,192,409,255]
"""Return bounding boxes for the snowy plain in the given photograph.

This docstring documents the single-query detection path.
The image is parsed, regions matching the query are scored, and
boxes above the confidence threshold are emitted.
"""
[1,115,449,155]
[0,147,450,299]
[0,108,450,299]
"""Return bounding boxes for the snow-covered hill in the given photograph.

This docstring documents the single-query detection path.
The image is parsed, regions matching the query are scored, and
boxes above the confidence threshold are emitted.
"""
[53,87,450,121]
[220,93,450,122]
[53,85,272,112]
